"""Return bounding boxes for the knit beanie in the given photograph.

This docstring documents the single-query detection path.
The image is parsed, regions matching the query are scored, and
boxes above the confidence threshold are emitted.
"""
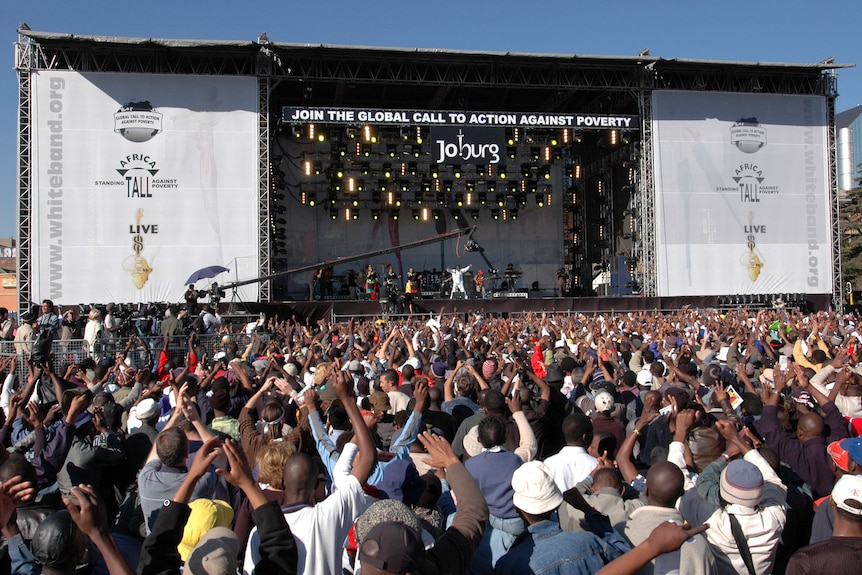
[719,459,764,507]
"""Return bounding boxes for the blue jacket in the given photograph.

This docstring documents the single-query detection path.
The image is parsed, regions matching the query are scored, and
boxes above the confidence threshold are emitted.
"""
[494,515,630,575]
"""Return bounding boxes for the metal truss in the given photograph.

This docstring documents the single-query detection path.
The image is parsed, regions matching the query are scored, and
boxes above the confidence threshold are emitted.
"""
[257,77,272,302]
[826,72,842,309]
[16,35,34,313]
[637,77,657,297]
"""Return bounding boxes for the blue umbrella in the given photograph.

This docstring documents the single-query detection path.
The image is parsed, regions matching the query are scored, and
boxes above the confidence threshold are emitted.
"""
[184,265,229,285]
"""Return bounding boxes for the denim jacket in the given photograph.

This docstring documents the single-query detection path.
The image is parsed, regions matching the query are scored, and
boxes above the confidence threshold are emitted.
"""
[494,514,630,575]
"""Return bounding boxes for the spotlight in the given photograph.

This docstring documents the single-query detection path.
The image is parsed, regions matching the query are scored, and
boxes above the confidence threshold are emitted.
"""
[507,147,518,160]
[453,165,462,179]
[413,209,420,220]
[433,209,442,220]
[530,147,540,161]
[510,210,518,220]
[521,164,532,178]
[470,210,480,221]
[492,209,500,220]
[329,208,338,220]
[372,209,380,220]
[539,166,551,180]
[383,163,392,179]
[498,166,507,179]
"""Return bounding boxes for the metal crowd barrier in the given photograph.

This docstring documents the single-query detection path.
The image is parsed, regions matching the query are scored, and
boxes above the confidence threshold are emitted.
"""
[0,332,273,374]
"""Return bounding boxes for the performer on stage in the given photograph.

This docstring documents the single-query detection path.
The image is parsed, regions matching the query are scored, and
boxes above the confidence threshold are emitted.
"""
[474,269,486,299]
[404,267,421,313]
[503,263,522,290]
[364,264,379,300]
[556,267,569,297]
[446,264,472,298]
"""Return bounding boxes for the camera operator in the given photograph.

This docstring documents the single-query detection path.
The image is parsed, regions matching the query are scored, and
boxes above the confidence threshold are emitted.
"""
[103,303,124,342]
[184,284,201,314]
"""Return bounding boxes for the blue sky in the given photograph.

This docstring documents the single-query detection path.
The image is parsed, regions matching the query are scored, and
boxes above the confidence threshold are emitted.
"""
[2,0,859,239]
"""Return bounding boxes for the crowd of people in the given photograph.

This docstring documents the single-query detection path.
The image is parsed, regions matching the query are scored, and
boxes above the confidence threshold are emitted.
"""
[0,302,860,574]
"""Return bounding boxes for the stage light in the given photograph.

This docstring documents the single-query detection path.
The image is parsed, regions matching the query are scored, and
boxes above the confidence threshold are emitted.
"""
[544,146,552,162]
[422,207,430,221]
[536,194,545,207]
[433,209,441,220]
[527,181,537,194]
[496,193,505,207]
[360,162,371,176]
[546,192,552,206]
[507,128,520,146]
[422,180,432,193]
[521,164,532,178]
[307,124,317,141]
[314,161,323,175]
[387,144,398,158]
[330,208,338,220]
[331,179,342,193]
[511,209,518,220]
[562,129,570,145]
[361,144,371,157]
[475,164,485,175]
[436,192,445,204]
[408,162,418,176]
[387,190,396,206]
[413,209,420,220]
[539,166,551,180]
[391,210,399,221]
[344,207,351,221]
[372,209,380,220]
[346,127,358,139]
[303,157,313,176]
[363,125,376,143]
[431,166,439,179]
[574,130,583,143]
[444,180,453,193]
[455,193,464,207]
[498,166,507,179]
[400,180,409,193]
[415,127,424,144]
[487,180,496,193]
[507,147,518,160]
[621,130,631,145]
[470,210,480,220]
[334,143,347,158]
[308,193,317,207]
[492,209,500,220]
[347,177,356,193]
[478,191,487,205]
[453,165,462,179]
[609,130,619,146]
[502,209,508,221]
[291,125,302,138]
[383,163,392,179]
[574,164,582,179]
[530,147,540,161]
[453,211,461,221]
[465,191,473,206]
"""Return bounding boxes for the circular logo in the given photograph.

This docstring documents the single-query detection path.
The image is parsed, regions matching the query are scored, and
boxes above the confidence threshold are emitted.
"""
[114,101,163,143]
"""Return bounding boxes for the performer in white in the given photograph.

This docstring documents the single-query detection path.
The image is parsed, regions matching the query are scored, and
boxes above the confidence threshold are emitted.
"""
[447,264,472,298]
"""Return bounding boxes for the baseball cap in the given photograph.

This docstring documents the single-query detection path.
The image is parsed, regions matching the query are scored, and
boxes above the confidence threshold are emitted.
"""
[832,474,862,515]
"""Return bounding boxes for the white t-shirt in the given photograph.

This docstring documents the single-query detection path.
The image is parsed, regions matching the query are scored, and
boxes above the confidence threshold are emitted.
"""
[242,473,372,575]
[542,445,598,492]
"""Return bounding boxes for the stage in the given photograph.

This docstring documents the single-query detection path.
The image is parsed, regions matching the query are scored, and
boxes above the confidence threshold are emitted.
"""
[222,293,830,324]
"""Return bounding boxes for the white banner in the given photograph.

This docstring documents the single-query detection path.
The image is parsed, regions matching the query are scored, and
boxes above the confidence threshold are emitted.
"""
[652,90,832,296]
[30,71,260,304]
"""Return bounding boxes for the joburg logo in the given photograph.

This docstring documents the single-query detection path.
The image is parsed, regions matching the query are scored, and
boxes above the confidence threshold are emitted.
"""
[434,130,501,164]
[730,117,767,154]
[114,101,163,143]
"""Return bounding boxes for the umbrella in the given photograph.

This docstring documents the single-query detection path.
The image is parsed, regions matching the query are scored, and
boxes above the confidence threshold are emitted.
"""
[184,265,229,286]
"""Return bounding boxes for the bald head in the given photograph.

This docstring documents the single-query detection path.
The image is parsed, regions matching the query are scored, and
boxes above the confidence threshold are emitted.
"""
[797,412,824,442]
[283,452,317,503]
[646,461,685,508]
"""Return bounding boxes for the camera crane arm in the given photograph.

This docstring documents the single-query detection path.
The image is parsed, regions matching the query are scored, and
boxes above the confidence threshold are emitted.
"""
[221,226,479,292]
